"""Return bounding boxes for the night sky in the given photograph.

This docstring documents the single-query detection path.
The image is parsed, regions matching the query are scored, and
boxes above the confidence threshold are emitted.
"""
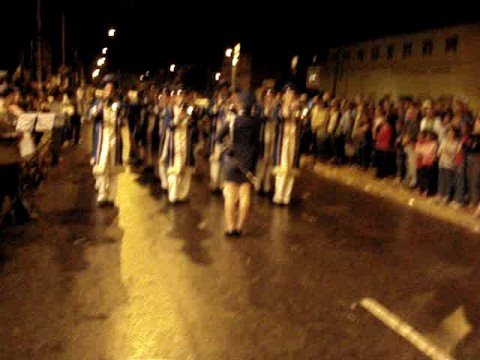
[1,0,477,82]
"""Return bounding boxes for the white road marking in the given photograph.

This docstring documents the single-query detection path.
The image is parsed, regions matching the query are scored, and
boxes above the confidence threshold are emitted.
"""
[359,297,454,360]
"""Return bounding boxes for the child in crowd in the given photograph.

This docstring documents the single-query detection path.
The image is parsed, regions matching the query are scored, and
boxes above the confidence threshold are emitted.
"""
[415,131,439,196]
[436,128,461,204]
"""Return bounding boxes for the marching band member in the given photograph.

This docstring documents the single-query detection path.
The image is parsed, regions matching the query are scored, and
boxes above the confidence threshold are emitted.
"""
[159,87,198,203]
[150,90,166,181]
[90,75,125,207]
[216,91,261,237]
[255,89,277,194]
[208,81,230,192]
[125,89,141,164]
[158,89,173,190]
[144,87,159,172]
[272,84,303,206]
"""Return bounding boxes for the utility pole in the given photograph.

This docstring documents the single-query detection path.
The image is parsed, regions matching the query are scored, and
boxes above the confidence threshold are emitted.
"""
[36,0,42,91]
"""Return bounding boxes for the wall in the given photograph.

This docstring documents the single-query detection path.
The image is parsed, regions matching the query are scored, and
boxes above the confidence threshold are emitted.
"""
[320,24,480,109]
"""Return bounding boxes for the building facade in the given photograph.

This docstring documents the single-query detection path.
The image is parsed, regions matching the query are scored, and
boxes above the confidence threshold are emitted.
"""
[319,23,480,109]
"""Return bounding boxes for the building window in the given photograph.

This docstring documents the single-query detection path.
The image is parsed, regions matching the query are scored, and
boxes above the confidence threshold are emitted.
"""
[342,50,351,60]
[371,47,380,61]
[403,42,413,58]
[445,35,458,54]
[422,39,433,56]
[357,49,364,61]
[386,45,395,60]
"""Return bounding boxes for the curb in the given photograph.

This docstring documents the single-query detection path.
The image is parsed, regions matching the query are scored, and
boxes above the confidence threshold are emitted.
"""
[311,162,480,234]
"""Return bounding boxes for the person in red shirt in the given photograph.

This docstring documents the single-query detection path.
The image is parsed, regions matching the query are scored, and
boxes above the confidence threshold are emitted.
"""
[374,114,393,178]
[415,131,439,196]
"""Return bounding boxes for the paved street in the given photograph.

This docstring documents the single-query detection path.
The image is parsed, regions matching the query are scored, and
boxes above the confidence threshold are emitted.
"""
[1,138,479,360]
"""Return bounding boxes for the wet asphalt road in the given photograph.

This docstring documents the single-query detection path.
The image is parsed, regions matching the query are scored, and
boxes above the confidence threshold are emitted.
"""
[1,137,480,360]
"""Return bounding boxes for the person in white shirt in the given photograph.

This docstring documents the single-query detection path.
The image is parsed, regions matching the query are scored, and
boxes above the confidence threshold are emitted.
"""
[420,102,444,143]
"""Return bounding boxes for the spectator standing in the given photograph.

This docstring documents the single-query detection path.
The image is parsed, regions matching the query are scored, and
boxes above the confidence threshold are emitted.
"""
[327,99,341,162]
[352,103,371,169]
[397,104,420,187]
[0,86,30,223]
[465,112,480,214]
[415,131,439,196]
[436,128,461,204]
[373,114,394,179]
[310,95,330,161]
[333,100,354,164]
[451,121,470,208]
[421,103,444,143]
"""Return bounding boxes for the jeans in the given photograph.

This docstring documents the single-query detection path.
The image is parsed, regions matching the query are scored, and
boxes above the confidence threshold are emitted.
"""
[466,154,480,205]
[438,168,455,199]
[454,156,466,203]
[316,132,330,161]
[404,145,417,186]
[418,165,438,195]
[375,150,395,178]
[356,142,371,169]
[396,147,406,179]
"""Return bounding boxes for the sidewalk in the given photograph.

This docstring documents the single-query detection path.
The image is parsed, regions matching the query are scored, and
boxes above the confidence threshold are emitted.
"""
[307,158,480,234]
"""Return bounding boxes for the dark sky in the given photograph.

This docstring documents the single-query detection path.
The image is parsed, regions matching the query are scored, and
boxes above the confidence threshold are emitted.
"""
[1,0,477,79]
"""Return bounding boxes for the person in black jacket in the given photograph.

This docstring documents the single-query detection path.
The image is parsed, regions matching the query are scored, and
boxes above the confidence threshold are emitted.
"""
[215,91,261,237]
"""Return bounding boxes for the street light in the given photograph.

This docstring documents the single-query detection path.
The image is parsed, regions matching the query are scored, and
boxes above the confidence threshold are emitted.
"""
[108,28,116,37]
[92,68,100,79]
[225,48,233,58]
[97,57,106,67]
[170,64,176,72]
[231,43,241,87]
[215,72,221,81]
[291,55,299,72]
[102,47,108,55]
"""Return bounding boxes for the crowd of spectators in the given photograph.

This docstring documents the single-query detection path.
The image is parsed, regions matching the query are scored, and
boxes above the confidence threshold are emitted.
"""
[305,91,480,215]
[0,70,90,225]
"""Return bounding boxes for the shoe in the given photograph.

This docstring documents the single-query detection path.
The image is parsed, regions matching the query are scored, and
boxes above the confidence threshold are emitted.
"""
[474,207,480,218]
[432,195,442,204]
[97,200,109,208]
[450,202,462,210]
[233,229,242,237]
[225,230,236,237]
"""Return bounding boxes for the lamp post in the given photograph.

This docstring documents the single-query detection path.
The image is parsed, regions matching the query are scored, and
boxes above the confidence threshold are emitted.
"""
[36,0,42,91]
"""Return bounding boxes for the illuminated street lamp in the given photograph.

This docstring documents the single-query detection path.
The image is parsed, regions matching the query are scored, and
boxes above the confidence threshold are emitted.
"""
[102,47,108,55]
[108,28,116,37]
[225,48,233,58]
[215,72,221,81]
[97,57,106,67]
[92,68,100,79]
[170,64,176,72]
[231,43,241,87]
[291,55,299,72]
